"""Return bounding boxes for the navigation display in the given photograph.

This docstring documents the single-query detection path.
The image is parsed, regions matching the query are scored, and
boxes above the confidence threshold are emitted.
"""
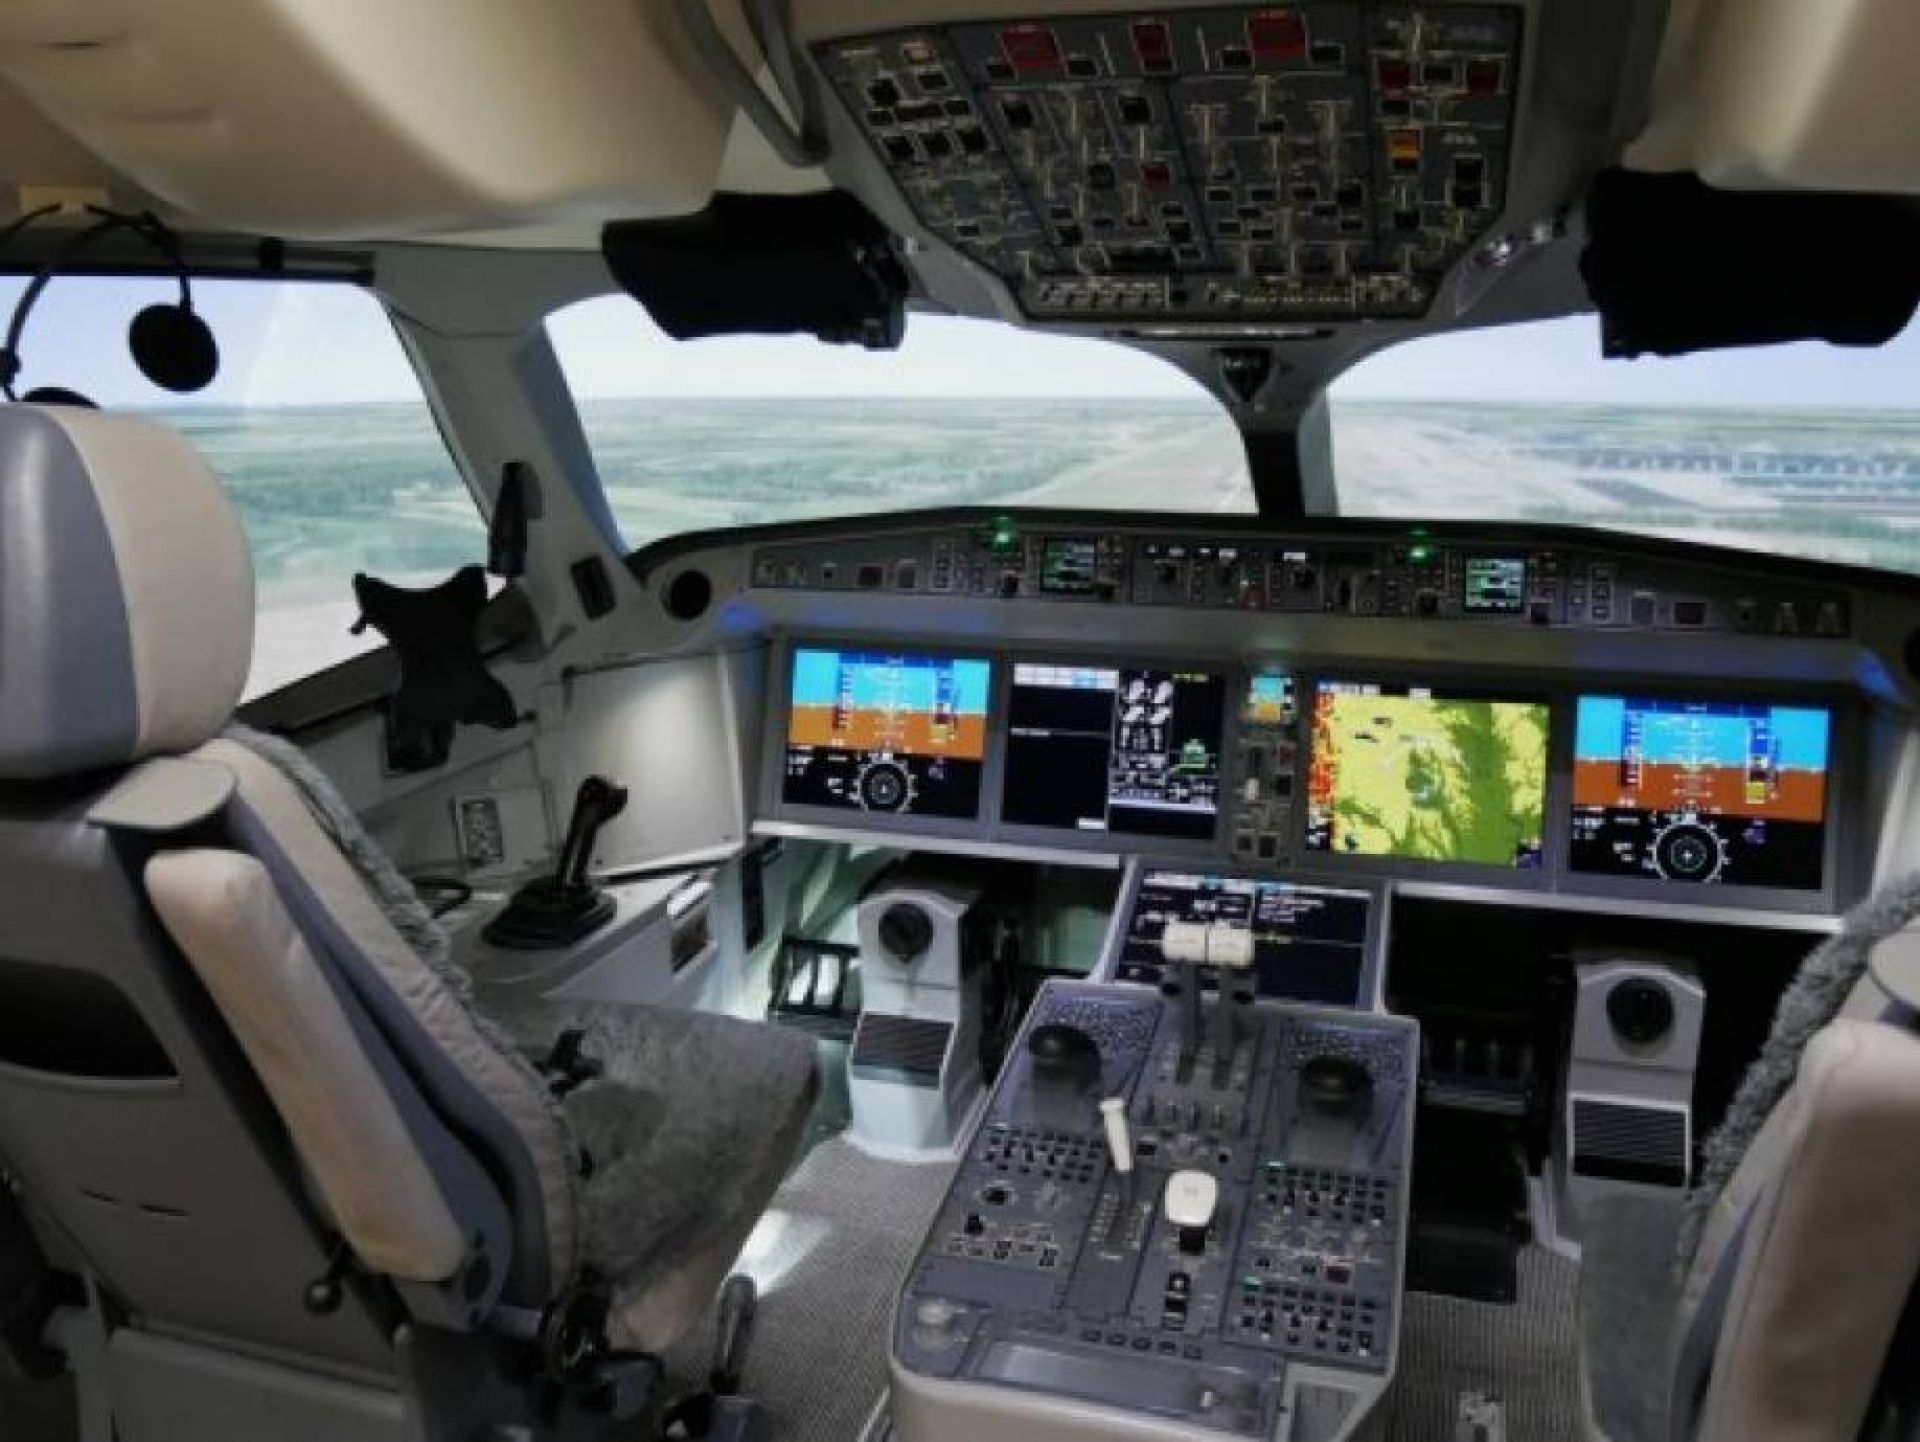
[1570,696,1832,889]
[783,647,992,818]
[1305,681,1549,868]
[1463,557,1527,614]
[1115,870,1374,1006]
[1001,662,1227,841]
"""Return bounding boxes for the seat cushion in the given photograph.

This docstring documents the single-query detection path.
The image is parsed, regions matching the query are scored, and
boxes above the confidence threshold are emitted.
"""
[499,1002,820,1353]
[1578,1193,1685,1442]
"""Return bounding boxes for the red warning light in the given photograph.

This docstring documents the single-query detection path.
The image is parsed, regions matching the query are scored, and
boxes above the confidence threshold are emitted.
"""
[1375,56,1413,93]
[1140,159,1173,189]
[1247,10,1308,61]
[1000,23,1064,76]
[1130,18,1174,73]
[1465,58,1505,97]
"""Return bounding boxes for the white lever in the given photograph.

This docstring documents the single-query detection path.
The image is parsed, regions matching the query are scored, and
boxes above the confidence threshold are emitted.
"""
[1099,1096,1134,1176]
[1165,1169,1220,1255]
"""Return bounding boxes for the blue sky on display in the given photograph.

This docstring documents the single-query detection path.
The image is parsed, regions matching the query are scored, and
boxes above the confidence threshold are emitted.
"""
[1,275,1915,409]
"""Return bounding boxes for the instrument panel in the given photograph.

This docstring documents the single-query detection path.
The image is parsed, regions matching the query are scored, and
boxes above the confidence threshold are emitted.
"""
[761,638,1848,913]
[814,4,1524,322]
[749,518,1854,639]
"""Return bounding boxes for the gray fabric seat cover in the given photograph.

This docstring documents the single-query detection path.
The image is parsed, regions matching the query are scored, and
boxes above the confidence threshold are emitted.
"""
[492,1001,820,1353]
[1579,1194,1685,1442]
[215,728,818,1350]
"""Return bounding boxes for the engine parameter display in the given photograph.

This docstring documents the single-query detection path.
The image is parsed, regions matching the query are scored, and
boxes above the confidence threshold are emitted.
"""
[1115,870,1374,1006]
[783,647,992,818]
[1570,696,1832,889]
[1002,662,1226,841]
[1306,681,1548,868]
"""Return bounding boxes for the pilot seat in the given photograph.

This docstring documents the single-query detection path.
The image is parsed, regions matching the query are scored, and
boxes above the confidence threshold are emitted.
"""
[0,404,819,1442]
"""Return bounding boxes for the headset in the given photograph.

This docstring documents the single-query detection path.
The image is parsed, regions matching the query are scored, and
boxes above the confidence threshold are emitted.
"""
[0,204,219,407]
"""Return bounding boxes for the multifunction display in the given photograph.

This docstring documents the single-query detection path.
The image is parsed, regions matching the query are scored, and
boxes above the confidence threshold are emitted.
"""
[783,647,993,818]
[1115,869,1373,1005]
[1463,556,1526,613]
[1305,680,1548,868]
[1002,662,1227,840]
[1570,696,1832,889]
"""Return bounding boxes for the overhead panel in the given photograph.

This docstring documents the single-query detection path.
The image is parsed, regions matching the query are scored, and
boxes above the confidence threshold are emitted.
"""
[815,5,1522,322]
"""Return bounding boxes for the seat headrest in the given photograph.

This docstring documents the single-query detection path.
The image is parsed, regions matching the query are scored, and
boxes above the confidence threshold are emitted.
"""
[0,405,254,781]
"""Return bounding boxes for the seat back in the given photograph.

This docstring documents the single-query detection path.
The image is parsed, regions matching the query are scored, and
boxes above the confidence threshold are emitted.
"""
[1670,1007,1920,1442]
[0,405,575,1393]
[0,776,397,1372]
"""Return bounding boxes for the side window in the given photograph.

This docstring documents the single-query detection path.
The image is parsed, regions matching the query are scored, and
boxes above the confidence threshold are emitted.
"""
[0,276,483,698]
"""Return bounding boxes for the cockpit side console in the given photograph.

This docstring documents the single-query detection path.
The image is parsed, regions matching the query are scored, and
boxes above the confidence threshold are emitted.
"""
[890,978,1417,1442]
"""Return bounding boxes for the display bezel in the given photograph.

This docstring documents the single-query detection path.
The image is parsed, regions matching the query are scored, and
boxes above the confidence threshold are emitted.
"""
[758,636,1857,916]
[1298,671,1563,890]
[991,647,1242,860]
[1560,687,1848,907]
[761,637,1005,840]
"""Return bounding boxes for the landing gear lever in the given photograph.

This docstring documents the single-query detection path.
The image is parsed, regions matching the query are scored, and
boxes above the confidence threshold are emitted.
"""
[483,776,629,950]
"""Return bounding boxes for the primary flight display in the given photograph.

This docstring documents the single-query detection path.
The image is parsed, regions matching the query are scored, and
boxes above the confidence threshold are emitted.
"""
[1569,695,1831,889]
[783,647,993,818]
[1305,681,1550,868]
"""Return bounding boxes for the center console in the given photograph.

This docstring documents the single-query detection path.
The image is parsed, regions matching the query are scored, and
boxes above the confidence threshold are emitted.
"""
[889,976,1417,1441]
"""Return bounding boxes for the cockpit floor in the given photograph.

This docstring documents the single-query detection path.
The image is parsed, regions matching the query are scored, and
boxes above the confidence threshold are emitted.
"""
[1381,1246,1580,1441]
[664,1135,956,1442]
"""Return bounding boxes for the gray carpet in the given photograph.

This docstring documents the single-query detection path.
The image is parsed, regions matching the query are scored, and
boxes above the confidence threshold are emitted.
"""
[666,1138,955,1442]
[1380,1248,1582,1442]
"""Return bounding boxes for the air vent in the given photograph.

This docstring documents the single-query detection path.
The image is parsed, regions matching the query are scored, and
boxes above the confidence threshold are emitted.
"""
[662,568,712,620]
[851,1015,952,1086]
[1570,1095,1688,1188]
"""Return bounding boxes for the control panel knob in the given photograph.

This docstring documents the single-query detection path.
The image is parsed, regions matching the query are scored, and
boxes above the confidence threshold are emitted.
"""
[915,1298,960,1332]
[1027,1023,1102,1093]
[1606,978,1675,1046]
[1300,1054,1373,1117]
[877,902,935,963]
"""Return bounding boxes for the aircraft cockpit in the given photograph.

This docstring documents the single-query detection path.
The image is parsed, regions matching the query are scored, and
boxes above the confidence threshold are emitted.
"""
[1,4,1918,1442]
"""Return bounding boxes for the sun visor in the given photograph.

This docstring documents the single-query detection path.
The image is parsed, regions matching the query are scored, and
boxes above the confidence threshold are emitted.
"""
[602,191,909,348]
[1579,168,1920,358]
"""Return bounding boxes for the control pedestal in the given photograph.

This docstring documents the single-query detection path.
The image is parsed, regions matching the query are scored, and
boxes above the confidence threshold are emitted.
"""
[890,979,1417,1442]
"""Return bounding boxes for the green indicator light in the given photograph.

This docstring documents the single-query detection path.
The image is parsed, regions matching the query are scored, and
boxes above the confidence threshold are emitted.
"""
[1242,1276,1264,1291]
[1265,1159,1286,1172]
[988,515,1020,553]
[1408,544,1433,564]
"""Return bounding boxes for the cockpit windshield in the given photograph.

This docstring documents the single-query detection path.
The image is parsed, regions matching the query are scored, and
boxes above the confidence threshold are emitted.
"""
[546,297,1254,549]
[1328,314,1920,577]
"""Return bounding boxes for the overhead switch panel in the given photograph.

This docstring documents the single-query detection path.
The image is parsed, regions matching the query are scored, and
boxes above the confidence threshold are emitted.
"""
[816,5,1522,322]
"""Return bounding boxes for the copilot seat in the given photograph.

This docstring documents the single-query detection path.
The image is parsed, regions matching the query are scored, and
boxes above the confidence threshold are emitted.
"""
[0,403,818,1442]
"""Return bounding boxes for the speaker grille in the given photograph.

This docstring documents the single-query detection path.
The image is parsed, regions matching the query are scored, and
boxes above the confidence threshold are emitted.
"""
[1571,1096,1689,1188]
[851,1014,951,1086]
